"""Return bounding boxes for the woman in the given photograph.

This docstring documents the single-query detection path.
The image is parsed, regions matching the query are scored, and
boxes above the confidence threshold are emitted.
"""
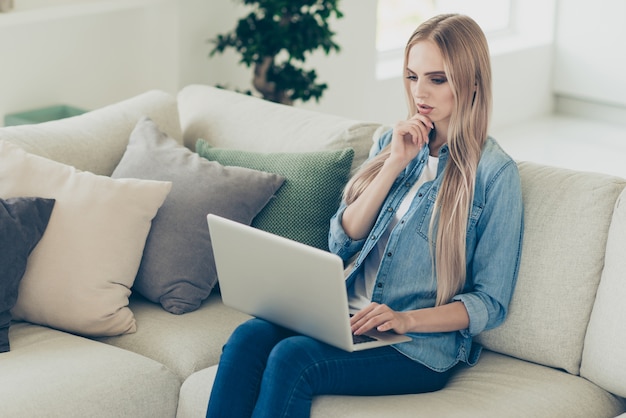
[206,13,523,418]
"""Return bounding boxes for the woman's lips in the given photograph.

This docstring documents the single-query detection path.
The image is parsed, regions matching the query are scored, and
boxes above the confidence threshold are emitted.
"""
[417,104,433,115]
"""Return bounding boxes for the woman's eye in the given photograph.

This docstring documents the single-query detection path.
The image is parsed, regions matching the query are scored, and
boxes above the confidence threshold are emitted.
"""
[432,78,447,85]
[406,75,417,81]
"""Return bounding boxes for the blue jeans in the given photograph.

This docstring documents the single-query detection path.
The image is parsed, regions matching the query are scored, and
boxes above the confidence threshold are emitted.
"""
[206,318,453,418]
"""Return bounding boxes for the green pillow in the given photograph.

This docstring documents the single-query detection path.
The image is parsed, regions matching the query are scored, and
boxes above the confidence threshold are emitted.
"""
[196,139,354,250]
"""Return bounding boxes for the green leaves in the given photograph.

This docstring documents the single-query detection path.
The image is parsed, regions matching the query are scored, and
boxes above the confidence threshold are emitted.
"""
[209,0,343,105]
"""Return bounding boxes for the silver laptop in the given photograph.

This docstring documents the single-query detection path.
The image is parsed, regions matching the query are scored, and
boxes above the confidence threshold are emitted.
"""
[207,214,411,352]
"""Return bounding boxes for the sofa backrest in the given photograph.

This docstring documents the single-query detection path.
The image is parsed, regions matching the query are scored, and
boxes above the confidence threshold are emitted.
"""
[580,187,626,397]
[475,161,626,375]
[177,85,384,173]
[0,90,181,176]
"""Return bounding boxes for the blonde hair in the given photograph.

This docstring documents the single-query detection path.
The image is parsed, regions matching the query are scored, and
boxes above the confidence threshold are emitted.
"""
[344,14,492,306]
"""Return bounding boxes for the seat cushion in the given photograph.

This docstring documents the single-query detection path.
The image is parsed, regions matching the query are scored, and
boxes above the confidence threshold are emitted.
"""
[96,293,251,382]
[1,322,180,418]
[180,351,626,418]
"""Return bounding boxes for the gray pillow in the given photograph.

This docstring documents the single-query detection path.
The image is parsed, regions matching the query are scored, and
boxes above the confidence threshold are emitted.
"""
[1,197,55,352]
[112,117,284,314]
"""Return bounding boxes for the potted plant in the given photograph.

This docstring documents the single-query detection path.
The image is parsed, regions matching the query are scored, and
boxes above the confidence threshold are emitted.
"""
[210,0,343,105]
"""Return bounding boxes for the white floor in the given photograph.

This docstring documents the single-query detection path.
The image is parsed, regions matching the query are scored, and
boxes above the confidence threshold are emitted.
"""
[491,115,626,179]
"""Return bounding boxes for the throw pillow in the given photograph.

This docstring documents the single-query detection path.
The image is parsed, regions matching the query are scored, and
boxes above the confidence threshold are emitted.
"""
[0,140,171,337]
[112,117,285,314]
[1,197,55,352]
[196,140,354,250]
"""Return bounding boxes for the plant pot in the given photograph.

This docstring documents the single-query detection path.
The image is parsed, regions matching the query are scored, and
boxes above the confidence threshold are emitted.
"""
[0,0,14,13]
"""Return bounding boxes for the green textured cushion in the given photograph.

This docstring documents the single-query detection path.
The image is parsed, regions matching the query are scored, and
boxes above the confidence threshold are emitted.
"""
[196,140,354,250]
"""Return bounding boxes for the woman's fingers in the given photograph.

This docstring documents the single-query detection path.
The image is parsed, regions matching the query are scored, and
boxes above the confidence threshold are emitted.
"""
[351,303,410,335]
[351,303,392,335]
[398,116,433,147]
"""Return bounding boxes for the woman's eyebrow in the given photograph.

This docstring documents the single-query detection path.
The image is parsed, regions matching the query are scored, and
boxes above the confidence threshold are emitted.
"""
[406,68,446,76]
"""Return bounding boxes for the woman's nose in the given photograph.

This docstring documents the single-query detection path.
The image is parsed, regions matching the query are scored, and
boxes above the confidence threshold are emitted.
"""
[412,79,427,99]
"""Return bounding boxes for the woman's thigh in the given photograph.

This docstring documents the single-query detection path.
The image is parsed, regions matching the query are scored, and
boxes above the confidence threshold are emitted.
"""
[265,335,450,396]
[252,335,452,417]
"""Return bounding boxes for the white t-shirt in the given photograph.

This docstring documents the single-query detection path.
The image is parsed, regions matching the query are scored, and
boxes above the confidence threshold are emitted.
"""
[348,155,439,312]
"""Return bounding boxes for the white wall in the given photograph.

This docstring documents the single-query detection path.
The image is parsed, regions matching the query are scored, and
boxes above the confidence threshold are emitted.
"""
[553,0,626,107]
[0,0,180,124]
[0,0,563,132]
[552,0,626,125]
[200,0,557,131]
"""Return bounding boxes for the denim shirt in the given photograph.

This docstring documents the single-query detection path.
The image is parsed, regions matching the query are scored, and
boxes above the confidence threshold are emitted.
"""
[328,129,524,372]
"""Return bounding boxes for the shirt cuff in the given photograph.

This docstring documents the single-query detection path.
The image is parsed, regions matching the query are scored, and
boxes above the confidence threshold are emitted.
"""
[328,208,366,258]
[452,293,489,337]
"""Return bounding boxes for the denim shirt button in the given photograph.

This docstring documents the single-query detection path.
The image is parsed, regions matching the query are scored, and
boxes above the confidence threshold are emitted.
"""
[377,283,383,288]
[387,252,392,257]
[405,182,411,187]
[387,207,393,212]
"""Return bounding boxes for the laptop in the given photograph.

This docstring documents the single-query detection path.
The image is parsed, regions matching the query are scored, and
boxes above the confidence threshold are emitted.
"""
[207,214,411,352]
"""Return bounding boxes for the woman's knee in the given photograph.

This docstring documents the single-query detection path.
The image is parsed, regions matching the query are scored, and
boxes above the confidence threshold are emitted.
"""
[223,319,284,354]
[264,336,329,387]
[224,319,301,359]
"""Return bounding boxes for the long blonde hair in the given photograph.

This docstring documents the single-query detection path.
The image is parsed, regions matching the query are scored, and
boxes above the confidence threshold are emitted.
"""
[344,14,492,306]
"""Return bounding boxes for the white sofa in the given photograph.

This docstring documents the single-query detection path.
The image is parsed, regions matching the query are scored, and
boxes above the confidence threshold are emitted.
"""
[1,85,625,418]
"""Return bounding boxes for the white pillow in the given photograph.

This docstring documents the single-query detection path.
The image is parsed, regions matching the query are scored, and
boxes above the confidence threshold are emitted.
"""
[0,140,171,337]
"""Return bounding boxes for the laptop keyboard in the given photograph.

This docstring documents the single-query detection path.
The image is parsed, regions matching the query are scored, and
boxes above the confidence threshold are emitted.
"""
[352,334,377,344]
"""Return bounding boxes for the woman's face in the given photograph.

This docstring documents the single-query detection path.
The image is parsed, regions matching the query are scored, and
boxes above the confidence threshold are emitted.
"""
[405,40,455,129]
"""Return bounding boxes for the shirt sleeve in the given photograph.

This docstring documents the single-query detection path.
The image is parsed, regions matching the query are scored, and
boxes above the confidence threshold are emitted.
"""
[453,160,524,337]
[327,129,393,260]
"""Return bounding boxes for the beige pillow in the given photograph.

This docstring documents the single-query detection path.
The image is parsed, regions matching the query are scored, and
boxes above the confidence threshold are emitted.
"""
[476,161,626,374]
[0,140,171,337]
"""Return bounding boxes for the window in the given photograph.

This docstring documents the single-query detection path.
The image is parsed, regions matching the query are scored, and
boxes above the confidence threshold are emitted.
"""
[376,0,513,79]
[376,0,512,52]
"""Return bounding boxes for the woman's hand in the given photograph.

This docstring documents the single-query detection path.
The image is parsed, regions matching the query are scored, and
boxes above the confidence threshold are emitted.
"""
[340,114,433,241]
[350,302,412,335]
[351,301,471,336]
[388,114,434,169]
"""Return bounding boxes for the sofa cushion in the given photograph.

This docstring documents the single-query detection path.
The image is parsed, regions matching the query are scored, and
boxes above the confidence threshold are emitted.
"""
[112,117,284,315]
[0,140,171,337]
[475,162,626,375]
[0,90,181,176]
[581,187,626,397]
[96,293,251,382]
[178,351,626,418]
[177,84,381,173]
[196,141,353,250]
[0,197,55,352]
[1,322,180,418]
